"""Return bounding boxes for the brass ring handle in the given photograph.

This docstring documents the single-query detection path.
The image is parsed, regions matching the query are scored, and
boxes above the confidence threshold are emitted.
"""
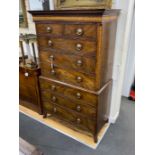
[53,107,57,113]
[51,64,54,70]
[50,55,55,70]
[76,60,83,66]
[52,96,57,102]
[76,76,83,83]
[48,40,53,47]
[76,28,83,36]
[46,26,52,33]
[76,43,83,51]
[77,118,81,124]
[76,92,82,99]
[76,105,81,112]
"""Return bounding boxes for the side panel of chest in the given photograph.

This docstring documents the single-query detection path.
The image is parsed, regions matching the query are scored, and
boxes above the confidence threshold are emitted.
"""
[95,20,118,90]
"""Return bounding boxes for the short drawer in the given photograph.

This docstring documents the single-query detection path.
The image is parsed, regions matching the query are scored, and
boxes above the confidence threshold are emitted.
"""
[39,77,97,107]
[39,50,96,74]
[40,63,96,91]
[43,102,96,133]
[36,23,63,36]
[41,89,96,118]
[64,24,97,39]
[37,37,96,56]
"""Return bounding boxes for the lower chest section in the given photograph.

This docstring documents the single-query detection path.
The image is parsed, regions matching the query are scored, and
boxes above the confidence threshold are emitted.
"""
[39,77,98,134]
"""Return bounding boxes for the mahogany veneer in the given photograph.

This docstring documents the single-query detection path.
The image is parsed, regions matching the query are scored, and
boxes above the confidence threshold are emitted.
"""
[29,9,119,143]
[19,66,42,114]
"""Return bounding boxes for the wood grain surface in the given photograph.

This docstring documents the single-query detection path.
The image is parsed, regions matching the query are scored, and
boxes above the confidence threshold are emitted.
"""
[28,10,119,143]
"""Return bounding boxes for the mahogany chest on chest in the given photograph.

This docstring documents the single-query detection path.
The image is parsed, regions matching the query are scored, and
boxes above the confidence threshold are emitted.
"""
[30,9,119,142]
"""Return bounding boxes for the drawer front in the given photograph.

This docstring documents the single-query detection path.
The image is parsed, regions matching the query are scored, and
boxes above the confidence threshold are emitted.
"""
[64,24,97,39]
[40,63,96,90]
[36,23,97,39]
[39,78,97,107]
[36,23,63,35]
[39,50,96,74]
[37,37,96,56]
[43,102,96,133]
[41,89,96,118]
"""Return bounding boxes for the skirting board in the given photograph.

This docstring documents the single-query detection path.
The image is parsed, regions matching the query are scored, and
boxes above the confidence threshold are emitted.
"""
[19,105,110,149]
[109,112,119,124]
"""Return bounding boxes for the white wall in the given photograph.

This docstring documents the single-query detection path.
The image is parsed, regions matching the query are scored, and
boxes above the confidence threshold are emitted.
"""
[122,12,135,97]
[19,0,135,124]
[109,0,135,123]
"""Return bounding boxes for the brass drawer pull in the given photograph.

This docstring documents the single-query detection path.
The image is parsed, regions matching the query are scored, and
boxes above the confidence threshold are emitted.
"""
[76,60,83,66]
[76,76,83,83]
[76,43,83,51]
[46,26,52,33]
[51,85,56,91]
[53,107,57,113]
[52,96,57,102]
[24,72,29,77]
[76,118,81,124]
[76,92,82,99]
[76,105,81,112]
[76,28,83,36]
[51,69,56,75]
[50,55,54,60]
[48,40,53,47]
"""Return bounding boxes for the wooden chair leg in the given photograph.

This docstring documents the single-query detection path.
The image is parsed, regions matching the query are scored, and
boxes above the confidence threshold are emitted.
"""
[94,134,98,143]
[38,108,43,115]
[43,112,47,118]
